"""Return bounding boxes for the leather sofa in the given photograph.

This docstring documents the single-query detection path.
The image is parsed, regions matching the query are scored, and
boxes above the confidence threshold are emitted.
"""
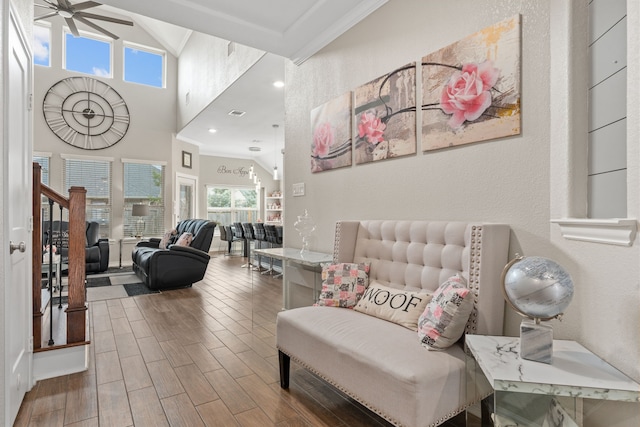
[43,220,109,273]
[132,219,216,290]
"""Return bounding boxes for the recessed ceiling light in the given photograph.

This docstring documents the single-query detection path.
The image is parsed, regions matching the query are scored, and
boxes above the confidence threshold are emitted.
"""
[208,128,217,133]
[273,81,284,88]
[249,146,261,152]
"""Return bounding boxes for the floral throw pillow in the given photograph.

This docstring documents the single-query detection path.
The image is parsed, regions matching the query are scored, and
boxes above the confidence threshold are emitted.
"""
[175,232,193,247]
[418,274,474,350]
[159,229,177,249]
[315,262,370,308]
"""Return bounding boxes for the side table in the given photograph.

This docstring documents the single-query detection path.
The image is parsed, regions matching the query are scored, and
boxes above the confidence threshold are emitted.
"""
[465,335,640,426]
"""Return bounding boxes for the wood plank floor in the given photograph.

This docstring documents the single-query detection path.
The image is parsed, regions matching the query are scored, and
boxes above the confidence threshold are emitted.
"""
[15,253,473,427]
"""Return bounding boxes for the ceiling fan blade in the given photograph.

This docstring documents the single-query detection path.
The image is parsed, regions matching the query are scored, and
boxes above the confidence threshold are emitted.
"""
[41,0,60,8]
[72,1,101,12]
[74,15,119,39]
[58,0,72,9]
[34,11,59,21]
[76,11,133,26]
[35,4,57,9]
[66,17,79,36]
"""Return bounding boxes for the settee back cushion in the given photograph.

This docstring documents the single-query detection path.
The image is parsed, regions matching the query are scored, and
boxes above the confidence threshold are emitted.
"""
[174,219,216,251]
[333,220,509,336]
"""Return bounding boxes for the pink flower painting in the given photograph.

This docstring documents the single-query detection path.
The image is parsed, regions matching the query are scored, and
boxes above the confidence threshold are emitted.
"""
[357,111,386,144]
[310,92,352,173]
[354,62,417,165]
[440,61,500,130]
[422,15,521,151]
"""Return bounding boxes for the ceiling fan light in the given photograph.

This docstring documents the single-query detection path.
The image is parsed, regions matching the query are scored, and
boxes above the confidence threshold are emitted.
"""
[59,10,74,19]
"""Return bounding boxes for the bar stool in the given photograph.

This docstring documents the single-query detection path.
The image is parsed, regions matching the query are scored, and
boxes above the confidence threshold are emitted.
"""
[252,222,267,271]
[233,222,247,257]
[263,224,280,275]
[241,222,256,268]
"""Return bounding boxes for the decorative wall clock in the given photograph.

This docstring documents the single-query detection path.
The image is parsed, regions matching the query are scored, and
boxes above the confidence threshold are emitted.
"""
[43,76,130,150]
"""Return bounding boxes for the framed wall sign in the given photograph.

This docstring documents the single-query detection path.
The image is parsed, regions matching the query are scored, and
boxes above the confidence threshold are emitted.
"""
[182,151,192,168]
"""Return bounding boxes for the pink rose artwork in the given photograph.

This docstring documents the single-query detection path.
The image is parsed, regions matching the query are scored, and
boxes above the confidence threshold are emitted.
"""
[312,122,334,158]
[440,60,500,130]
[358,111,386,144]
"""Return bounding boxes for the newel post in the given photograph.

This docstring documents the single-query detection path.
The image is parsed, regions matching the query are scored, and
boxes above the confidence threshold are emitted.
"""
[67,186,88,344]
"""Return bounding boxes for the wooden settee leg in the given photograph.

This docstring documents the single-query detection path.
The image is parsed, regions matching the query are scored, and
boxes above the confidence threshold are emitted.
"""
[279,350,290,389]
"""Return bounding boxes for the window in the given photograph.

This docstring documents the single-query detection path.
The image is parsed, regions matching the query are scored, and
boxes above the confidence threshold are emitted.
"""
[124,43,165,88]
[206,186,258,225]
[64,31,112,77]
[33,24,51,67]
[63,157,112,238]
[123,161,165,237]
[33,154,50,185]
[34,154,51,221]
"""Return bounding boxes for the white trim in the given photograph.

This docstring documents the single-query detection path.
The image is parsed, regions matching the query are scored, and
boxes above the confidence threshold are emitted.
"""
[60,153,115,162]
[551,218,637,246]
[121,158,167,166]
[32,345,89,381]
[33,151,52,158]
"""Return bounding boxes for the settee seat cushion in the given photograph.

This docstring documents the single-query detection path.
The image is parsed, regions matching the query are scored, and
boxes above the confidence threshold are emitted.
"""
[277,306,466,427]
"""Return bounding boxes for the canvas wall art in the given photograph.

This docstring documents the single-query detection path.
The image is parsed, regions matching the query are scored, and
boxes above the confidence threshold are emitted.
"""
[422,15,521,151]
[310,92,352,173]
[354,62,416,164]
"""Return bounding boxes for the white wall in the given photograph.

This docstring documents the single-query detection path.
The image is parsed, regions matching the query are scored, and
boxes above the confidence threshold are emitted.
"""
[284,2,639,423]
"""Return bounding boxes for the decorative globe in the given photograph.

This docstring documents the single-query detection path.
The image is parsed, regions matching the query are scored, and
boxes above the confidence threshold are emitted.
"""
[502,256,574,321]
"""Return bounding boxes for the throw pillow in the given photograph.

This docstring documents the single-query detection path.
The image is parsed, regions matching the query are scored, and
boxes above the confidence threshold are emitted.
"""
[159,229,177,249]
[418,274,474,351]
[316,262,370,308]
[354,283,432,331]
[175,232,193,247]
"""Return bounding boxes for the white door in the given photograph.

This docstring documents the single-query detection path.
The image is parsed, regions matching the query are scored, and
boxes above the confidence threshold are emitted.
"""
[4,8,33,425]
[175,173,197,223]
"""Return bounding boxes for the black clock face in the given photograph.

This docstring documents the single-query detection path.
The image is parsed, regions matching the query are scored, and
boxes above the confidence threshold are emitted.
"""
[43,77,130,150]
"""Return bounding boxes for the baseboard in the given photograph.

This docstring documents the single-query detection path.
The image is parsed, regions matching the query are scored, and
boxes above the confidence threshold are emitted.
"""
[33,344,89,382]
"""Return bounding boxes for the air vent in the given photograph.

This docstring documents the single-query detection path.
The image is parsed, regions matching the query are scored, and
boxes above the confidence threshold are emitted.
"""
[228,110,246,117]
[249,147,261,152]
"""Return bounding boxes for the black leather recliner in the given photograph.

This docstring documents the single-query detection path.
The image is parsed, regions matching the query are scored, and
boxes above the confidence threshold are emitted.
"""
[43,220,110,274]
[131,219,216,290]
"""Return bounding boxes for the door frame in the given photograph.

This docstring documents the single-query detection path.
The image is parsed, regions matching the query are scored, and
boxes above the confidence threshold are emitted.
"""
[175,172,198,224]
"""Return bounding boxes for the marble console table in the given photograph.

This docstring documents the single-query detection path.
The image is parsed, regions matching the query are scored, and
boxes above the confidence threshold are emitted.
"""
[465,335,640,426]
[253,247,332,309]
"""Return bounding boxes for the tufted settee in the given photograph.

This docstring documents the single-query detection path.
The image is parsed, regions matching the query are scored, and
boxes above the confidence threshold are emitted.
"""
[276,220,510,427]
[132,219,215,290]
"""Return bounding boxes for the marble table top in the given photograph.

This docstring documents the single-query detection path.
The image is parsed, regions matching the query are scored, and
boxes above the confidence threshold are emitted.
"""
[252,247,333,267]
[466,335,640,402]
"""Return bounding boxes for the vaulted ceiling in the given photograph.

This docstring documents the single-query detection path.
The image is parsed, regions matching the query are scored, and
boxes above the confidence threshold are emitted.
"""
[50,0,388,169]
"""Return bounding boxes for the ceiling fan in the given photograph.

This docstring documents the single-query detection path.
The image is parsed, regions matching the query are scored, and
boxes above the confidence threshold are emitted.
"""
[35,0,133,40]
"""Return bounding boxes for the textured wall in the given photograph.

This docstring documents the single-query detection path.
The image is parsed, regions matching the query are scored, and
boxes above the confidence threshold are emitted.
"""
[283,1,640,416]
[176,33,264,130]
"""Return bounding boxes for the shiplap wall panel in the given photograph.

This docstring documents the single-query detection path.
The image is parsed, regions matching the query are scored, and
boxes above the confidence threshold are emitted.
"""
[588,68,626,132]
[589,0,626,41]
[589,118,626,175]
[589,17,626,86]
[588,0,627,218]
[588,170,627,218]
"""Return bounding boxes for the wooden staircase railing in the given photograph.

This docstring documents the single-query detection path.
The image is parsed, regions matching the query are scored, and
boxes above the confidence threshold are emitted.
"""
[32,162,89,350]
